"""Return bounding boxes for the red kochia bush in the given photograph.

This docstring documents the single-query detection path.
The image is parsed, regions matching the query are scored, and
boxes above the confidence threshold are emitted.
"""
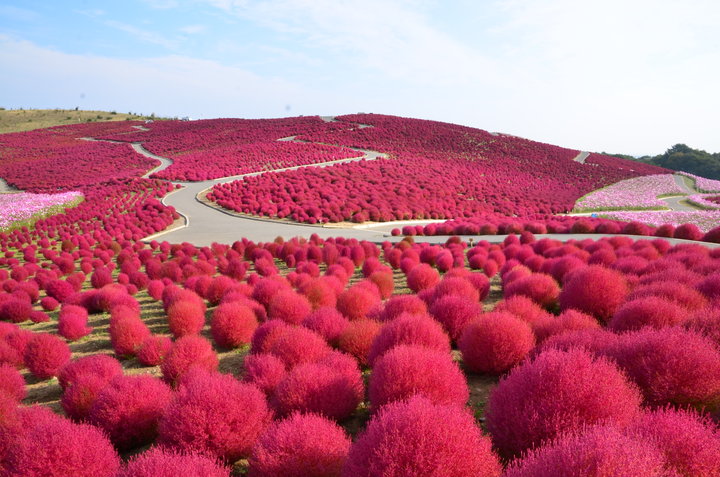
[137,335,173,366]
[337,319,382,367]
[118,447,230,477]
[167,299,206,338]
[372,310,449,359]
[211,302,258,348]
[161,335,219,384]
[485,349,642,458]
[250,320,291,354]
[58,354,122,390]
[157,370,272,462]
[0,298,32,323]
[336,284,381,321]
[502,424,670,477]
[249,412,351,477]
[429,295,481,341]
[459,312,535,375]
[302,307,350,346]
[110,315,151,357]
[61,373,109,420]
[242,353,287,396]
[608,296,687,332]
[432,276,480,303]
[342,395,501,477]
[272,353,364,420]
[23,332,71,380]
[493,296,552,325]
[626,407,720,476]
[268,289,313,324]
[559,265,628,322]
[267,326,332,369]
[3,412,120,477]
[611,327,720,412]
[531,308,600,343]
[369,345,468,411]
[379,295,427,322]
[0,363,26,401]
[58,304,93,340]
[44,279,76,303]
[406,263,440,292]
[89,374,172,450]
[504,273,560,309]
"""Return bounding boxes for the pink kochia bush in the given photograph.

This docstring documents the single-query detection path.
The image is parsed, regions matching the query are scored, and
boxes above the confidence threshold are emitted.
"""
[88,374,172,450]
[272,352,364,420]
[608,296,687,332]
[23,332,71,380]
[157,370,272,462]
[611,327,720,412]
[406,263,440,293]
[502,424,670,477]
[61,373,110,420]
[337,319,382,367]
[242,353,287,396]
[367,313,451,366]
[136,335,173,366]
[249,412,351,477]
[161,335,219,384]
[626,407,720,476]
[58,304,92,340]
[2,410,120,477]
[504,273,560,308]
[302,307,350,346]
[0,363,26,401]
[369,345,468,411]
[458,312,535,375]
[485,349,642,458]
[342,395,501,477]
[428,295,481,341]
[211,302,258,348]
[118,447,230,477]
[57,353,123,390]
[559,265,628,322]
[336,284,381,321]
[110,311,151,357]
[167,299,206,338]
[268,290,312,324]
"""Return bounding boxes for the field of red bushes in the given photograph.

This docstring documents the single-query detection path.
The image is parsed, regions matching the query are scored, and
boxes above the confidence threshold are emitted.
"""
[2,229,720,476]
[1,115,720,476]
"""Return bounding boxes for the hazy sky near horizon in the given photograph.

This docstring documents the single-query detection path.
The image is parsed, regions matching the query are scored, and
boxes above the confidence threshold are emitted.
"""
[1,0,718,156]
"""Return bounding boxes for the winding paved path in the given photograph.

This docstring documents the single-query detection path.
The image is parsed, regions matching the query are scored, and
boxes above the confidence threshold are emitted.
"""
[573,151,590,164]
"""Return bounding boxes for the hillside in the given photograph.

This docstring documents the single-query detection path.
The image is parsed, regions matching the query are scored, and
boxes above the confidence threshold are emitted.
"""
[0,108,160,134]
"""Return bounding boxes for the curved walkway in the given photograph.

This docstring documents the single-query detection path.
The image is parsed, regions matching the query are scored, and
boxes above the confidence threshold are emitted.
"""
[573,151,590,164]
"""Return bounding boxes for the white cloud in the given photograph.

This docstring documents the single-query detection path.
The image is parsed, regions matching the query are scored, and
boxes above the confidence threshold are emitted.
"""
[104,20,179,49]
[179,24,206,35]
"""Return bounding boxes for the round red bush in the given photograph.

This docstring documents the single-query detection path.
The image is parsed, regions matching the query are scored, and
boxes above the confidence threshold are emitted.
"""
[167,299,206,338]
[379,295,427,322]
[272,355,363,420]
[369,345,468,411]
[559,265,628,323]
[459,312,535,375]
[485,349,642,458]
[630,281,708,311]
[267,326,332,369]
[299,278,337,310]
[504,273,560,309]
[531,308,600,343]
[249,412,351,477]
[60,373,108,420]
[3,411,120,477]
[110,315,151,357]
[608,296,688,332]
[161,335,219,384]
[302,307,350,346]
[250,319,291,354]
[242,352,287,396]
[406,263,440,293]
[336,284,381,321]
[367,313,450,366]
[44,279,76,303]
[0,363,25,401]
[502,424,669,477]
[697,272,720,302]
[674,223,704,241]
[342,395,501,477]
[58,304,92,341]
[626,407,720,476]
[58,353,122,390]
[136,335,173,366]
[611,327,720,412]
[493,296,552,325]
[429,295,482,341]
[338,319,382,367]
[23,332,71,380]
[432,276,480,303]
[157,370,272,462]
[211,302,258,348]
[89,374,172,450]
[0,298,32,323]
[267,289,312,325]
[119,447,230,477]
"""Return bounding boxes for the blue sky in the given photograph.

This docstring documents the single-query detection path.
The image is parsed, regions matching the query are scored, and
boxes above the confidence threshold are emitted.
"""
[1,0,719,155]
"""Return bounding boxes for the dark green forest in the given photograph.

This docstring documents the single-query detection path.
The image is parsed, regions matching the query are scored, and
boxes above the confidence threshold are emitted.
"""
[603,144,720,180]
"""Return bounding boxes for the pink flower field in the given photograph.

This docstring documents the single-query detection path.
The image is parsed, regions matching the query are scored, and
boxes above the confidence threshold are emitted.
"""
[0,191,82,230]
[573,174,684,211]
